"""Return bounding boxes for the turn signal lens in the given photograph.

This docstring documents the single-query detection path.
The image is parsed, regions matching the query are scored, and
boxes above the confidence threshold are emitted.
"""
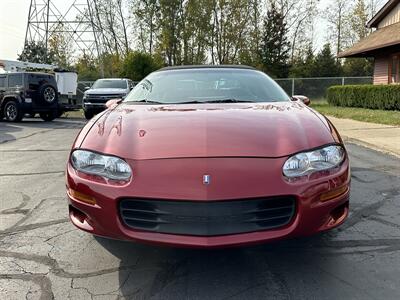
[320,185,348,202]
[68,188,96,205]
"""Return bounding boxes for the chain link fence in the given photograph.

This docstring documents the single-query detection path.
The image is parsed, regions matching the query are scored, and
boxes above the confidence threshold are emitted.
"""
[75,76,373,103]
[275,77,373,100]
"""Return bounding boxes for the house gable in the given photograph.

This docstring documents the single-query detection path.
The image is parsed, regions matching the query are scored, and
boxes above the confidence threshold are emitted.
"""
[367,0,400,28]
[378,2,400,28]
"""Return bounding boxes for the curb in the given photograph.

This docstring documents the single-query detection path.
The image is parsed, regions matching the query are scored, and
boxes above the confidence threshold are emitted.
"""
[342,136,400,159]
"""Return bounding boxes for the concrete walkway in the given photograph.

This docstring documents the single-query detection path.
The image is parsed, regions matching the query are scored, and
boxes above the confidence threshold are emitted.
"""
[327,116,400,157]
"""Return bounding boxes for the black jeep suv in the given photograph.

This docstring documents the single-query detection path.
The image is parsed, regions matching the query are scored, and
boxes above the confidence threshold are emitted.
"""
[0,72,59,122]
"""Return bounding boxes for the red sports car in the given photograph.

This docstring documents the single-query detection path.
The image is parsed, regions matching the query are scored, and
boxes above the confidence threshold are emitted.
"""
[66,65,350,248]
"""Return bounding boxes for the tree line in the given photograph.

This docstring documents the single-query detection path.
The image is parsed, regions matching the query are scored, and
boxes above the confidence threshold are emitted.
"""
[19,0,378,81]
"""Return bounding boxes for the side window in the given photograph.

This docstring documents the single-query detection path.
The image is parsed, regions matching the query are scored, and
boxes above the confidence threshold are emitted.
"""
[390,54,400,84]
[0,76,6,88]
[8,74,23,87]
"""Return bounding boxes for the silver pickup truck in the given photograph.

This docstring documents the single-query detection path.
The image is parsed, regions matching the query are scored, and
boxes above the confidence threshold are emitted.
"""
[82,78,134,119]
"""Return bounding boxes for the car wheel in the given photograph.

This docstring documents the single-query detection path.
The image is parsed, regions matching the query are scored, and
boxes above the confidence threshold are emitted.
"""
[84,110,94,120]
[39,84,58,104]
[39,111,57,122]
[57,110,64,118]
[4,101,23,122]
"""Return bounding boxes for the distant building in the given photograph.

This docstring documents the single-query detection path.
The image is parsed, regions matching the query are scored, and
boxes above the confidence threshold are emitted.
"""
[338,0,400,84]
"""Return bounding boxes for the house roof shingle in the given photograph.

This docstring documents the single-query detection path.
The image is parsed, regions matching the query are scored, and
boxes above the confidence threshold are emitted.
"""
[337,22,400,58]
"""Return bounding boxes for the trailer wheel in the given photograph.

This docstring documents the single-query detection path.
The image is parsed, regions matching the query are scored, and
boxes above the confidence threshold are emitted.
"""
[39,111,57,122]
[84,110,94,120]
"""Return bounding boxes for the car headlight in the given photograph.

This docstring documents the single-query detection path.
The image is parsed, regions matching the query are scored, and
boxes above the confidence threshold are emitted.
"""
[283,145,345,178]
[70,150,132,181]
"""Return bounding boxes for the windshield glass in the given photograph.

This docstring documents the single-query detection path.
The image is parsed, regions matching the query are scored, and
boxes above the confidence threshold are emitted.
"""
[124,68,290,104]
[92,79,127,89]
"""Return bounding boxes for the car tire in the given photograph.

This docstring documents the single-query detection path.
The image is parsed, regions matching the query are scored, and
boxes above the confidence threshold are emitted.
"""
[84,110,94,120]
[39,111,57,122]
[4,100,23,122]
[39,84,58,105]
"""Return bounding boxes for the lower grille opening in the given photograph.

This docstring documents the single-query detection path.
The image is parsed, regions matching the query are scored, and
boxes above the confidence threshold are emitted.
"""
[119,196,296,236]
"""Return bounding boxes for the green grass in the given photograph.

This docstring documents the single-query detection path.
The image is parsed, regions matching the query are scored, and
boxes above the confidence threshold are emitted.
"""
[310,101,400,126]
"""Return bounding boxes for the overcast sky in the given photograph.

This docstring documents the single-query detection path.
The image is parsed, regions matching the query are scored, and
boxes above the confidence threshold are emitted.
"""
[0,0,387,61]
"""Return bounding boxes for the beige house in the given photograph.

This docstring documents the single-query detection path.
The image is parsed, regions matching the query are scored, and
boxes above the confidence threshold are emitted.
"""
[338,0,400,84]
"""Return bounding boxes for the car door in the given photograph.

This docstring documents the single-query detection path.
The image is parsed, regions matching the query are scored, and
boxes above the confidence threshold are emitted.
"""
[128,80,135,90]
[0,74,7,103]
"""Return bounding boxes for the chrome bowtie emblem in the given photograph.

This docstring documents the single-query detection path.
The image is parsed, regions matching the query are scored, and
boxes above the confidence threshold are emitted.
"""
[203,175,211,185]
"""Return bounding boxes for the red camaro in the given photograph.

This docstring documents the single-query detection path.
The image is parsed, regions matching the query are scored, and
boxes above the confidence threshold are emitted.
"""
[66,65,350,248]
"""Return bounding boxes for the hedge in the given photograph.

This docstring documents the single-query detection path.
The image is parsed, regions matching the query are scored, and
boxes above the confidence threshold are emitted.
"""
[326,85,400,111]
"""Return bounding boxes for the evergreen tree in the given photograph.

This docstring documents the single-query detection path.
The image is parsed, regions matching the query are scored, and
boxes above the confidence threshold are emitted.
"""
[289,44,315,78]
[259,4,290,78]
[18,41,55,64]
[343,58,373,77]
[313,44,342,77]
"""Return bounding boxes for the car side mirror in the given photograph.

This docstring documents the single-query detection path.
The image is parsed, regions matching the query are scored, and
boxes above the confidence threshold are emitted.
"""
[292,95,311,106]
[105,98,123,108]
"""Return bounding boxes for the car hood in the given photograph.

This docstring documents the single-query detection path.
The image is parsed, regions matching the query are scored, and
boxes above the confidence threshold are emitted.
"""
[80,101,336,160]
[86,88,127,95]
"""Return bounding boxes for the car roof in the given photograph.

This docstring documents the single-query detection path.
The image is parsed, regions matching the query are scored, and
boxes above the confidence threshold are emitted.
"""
[157,65,256,72]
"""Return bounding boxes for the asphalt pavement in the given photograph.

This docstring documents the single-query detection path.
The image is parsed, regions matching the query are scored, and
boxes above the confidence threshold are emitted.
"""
[1,117,400,300]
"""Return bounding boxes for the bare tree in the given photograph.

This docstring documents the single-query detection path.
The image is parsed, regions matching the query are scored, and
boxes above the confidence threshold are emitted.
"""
[211,0,251,64]
[132,0,160,55]
[325,0,351,57]
[268,0,318,63]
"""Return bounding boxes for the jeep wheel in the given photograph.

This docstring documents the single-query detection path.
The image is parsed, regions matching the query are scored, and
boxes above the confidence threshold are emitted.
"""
[4,101,23,122]
[39,111,57,122]
[39,84,58,104]
[84,110,94,120]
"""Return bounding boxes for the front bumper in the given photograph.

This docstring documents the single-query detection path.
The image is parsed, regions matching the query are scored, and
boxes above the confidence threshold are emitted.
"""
[66,157,350,248]
[82,102,107,111]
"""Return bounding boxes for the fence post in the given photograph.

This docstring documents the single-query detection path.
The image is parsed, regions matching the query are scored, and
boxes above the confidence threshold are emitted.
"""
[342,77,345,85]
[291,78,295,96]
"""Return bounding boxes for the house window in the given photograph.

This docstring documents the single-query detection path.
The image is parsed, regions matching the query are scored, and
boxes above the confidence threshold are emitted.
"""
[390,54,400,83]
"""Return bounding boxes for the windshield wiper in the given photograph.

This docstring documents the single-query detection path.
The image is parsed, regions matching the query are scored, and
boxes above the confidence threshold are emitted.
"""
[129,99,165,104]
[201,99,255,103]
[177,99,255,104]
[128,99,256,105]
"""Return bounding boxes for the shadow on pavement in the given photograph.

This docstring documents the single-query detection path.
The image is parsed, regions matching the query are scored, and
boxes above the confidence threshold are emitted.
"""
[0,121,23,143]
[0,118,86,143]
[95,234,331,299]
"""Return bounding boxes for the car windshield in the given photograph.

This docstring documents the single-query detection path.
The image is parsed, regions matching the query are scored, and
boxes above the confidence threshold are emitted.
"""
[124,68,290,104]
[92,79,127,89]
